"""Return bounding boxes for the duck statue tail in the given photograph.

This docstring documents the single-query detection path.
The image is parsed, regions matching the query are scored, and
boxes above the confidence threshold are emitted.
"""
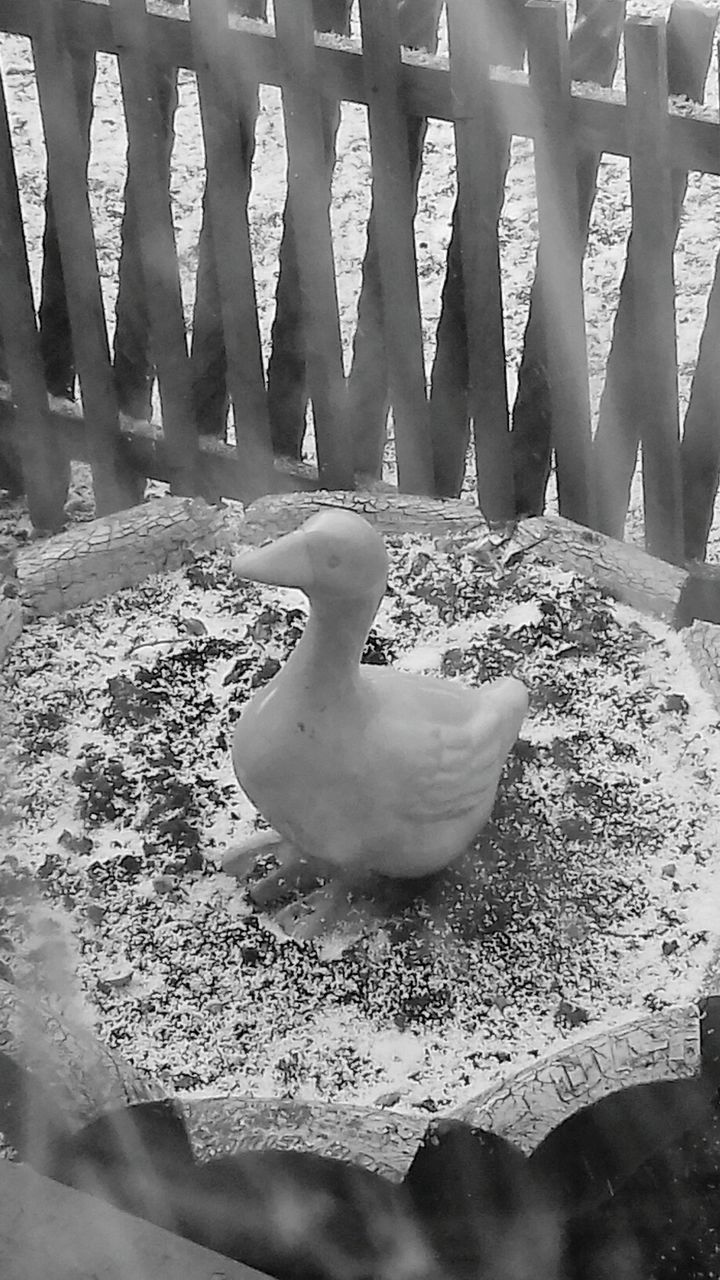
[485,676,530,750]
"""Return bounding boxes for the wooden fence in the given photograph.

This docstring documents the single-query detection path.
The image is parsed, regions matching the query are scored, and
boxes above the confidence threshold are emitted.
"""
[1,0,720,563]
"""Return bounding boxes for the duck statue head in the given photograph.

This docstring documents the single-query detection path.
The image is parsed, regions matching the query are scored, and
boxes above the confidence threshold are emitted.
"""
[224,509,529,929]
[232,509,390,675]
[233,508,389,601]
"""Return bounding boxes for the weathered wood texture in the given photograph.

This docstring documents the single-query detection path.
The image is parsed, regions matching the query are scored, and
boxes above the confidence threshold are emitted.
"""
[679,0,720,561]
[511,0,625,516]
[355,0,434,495]
[0,386,318,508]
[0,596,21,664]
[16,497,230,618]
[2,480,714,685]
[179,997,715,1161]
[595,2,716,551]
[345,0,440,478]
[109,0,197,495]
[0,0,718,168]
[514,0,716,533]
[30,0,141,515]
[4,491,486,637]
[233,493,689,622]
[0,1161,266,1280]
[2,490,720,1174]
[0,977,708,1179]
[188,2,267,441]
[232,488,488,543]
[0,63,68,530]
[525,1,595,528]
[429,0,525,501]
[2,0,720,552]
[4,0,717,550]
[594,12,715,562]
[183,1094,427,1179]
[189,0,272,486]
[2,493,698,639]
[0,980,161,1130]
[272,0,351,490]
[264,3,352,462]
[0,534,21,663]
[0,976,426,1177]
[681,262,720,561]
[444,0,514,520]
[623,17,683,563]
[508,513,688,619]
[453,1004,701,1151]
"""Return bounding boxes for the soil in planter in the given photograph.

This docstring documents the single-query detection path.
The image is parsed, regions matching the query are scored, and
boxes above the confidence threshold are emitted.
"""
[2,533,720,1108]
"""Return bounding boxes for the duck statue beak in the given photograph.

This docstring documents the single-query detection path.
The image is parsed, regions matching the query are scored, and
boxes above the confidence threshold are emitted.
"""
[232,529,314,591]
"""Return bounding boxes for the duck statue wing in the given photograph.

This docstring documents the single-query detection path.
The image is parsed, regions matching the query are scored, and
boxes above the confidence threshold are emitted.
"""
[370,675,528,871]
[408,679,526,817]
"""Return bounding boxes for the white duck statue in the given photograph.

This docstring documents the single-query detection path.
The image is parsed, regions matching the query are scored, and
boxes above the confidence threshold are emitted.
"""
[223,509,528,928]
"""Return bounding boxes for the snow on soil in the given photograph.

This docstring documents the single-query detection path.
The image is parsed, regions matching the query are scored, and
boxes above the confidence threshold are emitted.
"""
[2,536,720,1111]
[2,1,720,1114]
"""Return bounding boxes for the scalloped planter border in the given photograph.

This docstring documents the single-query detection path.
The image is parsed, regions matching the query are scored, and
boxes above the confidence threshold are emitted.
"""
[2,491,720,1173]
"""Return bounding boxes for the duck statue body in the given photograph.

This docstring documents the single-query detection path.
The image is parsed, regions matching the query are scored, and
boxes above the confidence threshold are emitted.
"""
[226,509,528,896]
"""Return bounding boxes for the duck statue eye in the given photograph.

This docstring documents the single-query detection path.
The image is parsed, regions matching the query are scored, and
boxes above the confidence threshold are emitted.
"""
[327,553,342,569]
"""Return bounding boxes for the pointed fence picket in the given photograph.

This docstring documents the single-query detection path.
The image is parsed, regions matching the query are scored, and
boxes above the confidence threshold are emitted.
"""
[272,0,353,490]
[0,58,68,529]
[595,2,717,561]
[429,0,526,503]
[526,0,596,530]
[357,0,434,494]
[189,0,273,486]
[443,0,515,523]
[110,0,199,496]
[31,0,142,515]
[346,0,440,479]
[511,0,625,519]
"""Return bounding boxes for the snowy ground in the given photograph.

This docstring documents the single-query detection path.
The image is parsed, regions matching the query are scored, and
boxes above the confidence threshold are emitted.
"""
[2,532,720,1110]
[2,1,720,1114]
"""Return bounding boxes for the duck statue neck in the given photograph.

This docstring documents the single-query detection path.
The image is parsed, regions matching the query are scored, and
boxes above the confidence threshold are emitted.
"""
[224,509,528,923]
[262,512,387,689]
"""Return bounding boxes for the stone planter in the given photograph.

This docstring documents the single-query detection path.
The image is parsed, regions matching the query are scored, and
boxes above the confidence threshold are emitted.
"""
[2,978,717,1176]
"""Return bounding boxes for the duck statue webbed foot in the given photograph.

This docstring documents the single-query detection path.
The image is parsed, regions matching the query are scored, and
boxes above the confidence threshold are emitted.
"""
[223,834,383,941]
[222,833,326,905]
[223,509,529,936]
